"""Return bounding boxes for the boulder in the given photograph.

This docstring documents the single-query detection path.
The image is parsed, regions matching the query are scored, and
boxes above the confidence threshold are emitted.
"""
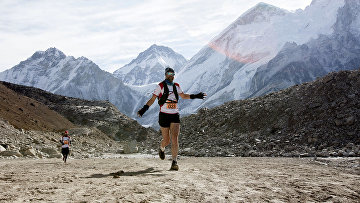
[0,150,23,157]
[41,147,62,158]
[345,116,355,126]
[0,145,6,152]
[20,146,37,157]
[123,140,138,154]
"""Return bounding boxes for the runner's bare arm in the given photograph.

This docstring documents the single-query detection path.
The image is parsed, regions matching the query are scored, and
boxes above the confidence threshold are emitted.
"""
[146,94,157,106]
[179,92,191,99]
[137,94,157,117]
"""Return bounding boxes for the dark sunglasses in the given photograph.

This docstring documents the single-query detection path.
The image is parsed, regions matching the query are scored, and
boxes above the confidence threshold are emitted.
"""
[166,72,175,76]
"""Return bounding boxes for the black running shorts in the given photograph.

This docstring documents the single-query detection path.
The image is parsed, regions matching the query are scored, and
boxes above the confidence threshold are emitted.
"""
[61,147,69,155]
[158,112,180,128]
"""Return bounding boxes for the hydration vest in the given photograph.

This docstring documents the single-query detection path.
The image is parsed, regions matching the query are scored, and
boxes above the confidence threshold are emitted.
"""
[158,80,179,106]
[61,136,71,148]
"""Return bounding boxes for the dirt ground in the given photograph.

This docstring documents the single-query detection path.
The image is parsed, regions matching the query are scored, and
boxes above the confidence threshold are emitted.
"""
[0,156,359,203]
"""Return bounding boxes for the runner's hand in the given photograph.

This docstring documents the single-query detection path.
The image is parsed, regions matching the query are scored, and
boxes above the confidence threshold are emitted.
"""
[190,92,207,99]
[137,105,149,117]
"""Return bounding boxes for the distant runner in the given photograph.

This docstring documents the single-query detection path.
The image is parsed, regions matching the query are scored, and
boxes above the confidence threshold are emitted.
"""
[137,67,206,170]
[60,131,71,163]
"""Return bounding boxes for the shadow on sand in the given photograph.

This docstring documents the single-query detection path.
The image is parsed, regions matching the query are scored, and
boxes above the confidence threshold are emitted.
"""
[85,167,164,178]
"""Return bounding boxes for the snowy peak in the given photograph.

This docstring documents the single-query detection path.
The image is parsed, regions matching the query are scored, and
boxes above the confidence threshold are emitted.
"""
[31,47,66,61]
[147,44,174,54]
[113,44,187,86]
[135,44,184,63]
[176,0,354,118]
[0,47,109,94]
[235,2,288,25]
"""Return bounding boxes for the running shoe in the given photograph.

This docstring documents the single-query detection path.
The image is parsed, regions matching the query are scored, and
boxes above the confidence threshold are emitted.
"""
[159,148,165,160]
[170,160,179,171]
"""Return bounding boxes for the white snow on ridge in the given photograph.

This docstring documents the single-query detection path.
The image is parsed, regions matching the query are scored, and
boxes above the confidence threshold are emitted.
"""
[174,0,346,115]
[113,44,187,86]
[208,0,345,67]
[0,0,355,128]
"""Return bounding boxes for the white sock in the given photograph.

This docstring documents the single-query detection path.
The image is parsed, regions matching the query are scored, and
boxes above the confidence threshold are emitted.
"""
[160,146,165,152]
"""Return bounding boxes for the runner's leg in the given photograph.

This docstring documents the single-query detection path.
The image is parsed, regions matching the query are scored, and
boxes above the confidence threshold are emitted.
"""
[170,123,180,161]
[160,127,171,149]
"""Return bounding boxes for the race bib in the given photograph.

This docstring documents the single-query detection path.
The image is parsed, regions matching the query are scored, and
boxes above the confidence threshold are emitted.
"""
[63,140,69,145]
[166,103,177,109]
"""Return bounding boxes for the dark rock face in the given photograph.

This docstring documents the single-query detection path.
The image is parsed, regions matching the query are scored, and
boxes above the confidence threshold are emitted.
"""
[1,82,156,142]
[175,70,360,157]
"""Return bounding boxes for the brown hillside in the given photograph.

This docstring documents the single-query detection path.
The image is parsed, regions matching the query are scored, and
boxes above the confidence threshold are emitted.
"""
[1,81,157,142]
[0,83,74,131]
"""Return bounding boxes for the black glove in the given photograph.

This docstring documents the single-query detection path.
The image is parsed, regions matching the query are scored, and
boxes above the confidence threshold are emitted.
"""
[190,92,206,99]
[137,105,149,117]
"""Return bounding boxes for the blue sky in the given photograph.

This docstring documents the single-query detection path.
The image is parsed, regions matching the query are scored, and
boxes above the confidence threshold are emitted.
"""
[0,0,312,73]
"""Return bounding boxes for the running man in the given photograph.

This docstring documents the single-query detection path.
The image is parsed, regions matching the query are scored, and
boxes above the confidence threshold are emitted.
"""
[137,67,206,170]
[60,131,71,163]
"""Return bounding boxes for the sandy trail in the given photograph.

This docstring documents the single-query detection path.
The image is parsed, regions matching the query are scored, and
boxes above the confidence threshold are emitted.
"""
[0,156,359,202]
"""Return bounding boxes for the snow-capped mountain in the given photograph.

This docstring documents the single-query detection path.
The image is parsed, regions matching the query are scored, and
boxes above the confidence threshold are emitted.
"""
[0,48,140,116]
[1,0,359,129]
[175,0,359,115]
[113,44,187,86]
[250,0,360,97]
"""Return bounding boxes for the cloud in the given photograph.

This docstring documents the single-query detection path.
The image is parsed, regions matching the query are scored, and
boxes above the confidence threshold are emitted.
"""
[0,0,312,73]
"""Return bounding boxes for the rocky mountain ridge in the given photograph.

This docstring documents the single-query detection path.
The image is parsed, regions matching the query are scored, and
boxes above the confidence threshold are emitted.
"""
[175,0,357,115]
[0,47,140,116]
[1,0,359,130]
[0,82,157,159]
[144,69,360,157]
[1,81,156,142]
[250,0,360,97]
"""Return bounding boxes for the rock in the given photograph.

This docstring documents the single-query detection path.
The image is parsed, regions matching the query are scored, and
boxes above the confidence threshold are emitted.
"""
[0,150,23,157]
[0,145,6,152]
[123,140,138,154]
[348,152,355,157]
[41,147,62,158]
[41,147,58,154]
[299,153,310,157]
[309,102,321,109]
[8,144,16,150]
[345,116,355,126]
[334,119,344,126]
[316,150,330,157]
[116,149,125,154]
[20,146,37,157]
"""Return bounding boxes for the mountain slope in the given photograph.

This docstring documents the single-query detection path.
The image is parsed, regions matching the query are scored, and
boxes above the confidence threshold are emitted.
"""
[147,69,360,157]
[0,47,141,116]
[175,0,350,115]
[250,0,360,97]
[1,81,156,141]
[1,0,359,129]
[113,44,187,85]
[0,83,74,131]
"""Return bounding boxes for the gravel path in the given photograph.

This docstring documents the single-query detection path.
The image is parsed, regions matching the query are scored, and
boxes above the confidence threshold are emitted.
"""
[1,156,359,202]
